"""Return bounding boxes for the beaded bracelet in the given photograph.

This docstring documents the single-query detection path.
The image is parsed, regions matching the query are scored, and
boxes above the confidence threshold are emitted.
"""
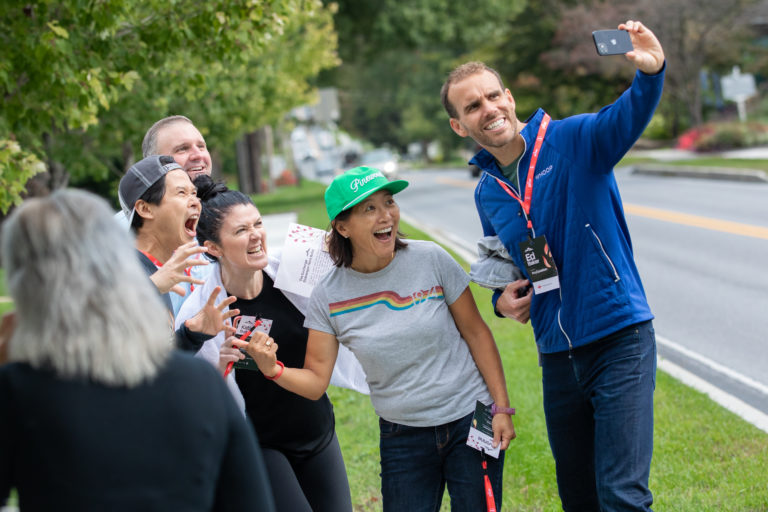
[491,403,516,416]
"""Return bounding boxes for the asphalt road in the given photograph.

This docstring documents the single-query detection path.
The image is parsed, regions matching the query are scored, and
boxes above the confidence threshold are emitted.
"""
[395,167,768,426]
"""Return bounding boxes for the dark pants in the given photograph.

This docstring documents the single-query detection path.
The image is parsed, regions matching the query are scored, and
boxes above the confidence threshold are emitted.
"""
[379,411,505,511]
[261,432,352,512]
[541,321,656,512]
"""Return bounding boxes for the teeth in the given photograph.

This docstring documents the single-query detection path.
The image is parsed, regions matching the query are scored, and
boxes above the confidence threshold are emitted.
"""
[486,118,504,130]
[374,227,392,234]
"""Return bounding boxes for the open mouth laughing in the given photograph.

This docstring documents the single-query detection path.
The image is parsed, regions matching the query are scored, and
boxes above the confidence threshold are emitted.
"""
[374,227,393,241]
[186,165,208,178]
[485,117,506,131]
[247,243,264,256]
[184,213,199,238]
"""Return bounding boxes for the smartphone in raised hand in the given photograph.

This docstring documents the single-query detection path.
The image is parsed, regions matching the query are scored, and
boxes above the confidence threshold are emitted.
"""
[592,29,633,56]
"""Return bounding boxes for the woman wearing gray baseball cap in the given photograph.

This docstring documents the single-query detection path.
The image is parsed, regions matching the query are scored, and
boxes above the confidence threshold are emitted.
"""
[245,166,516,511]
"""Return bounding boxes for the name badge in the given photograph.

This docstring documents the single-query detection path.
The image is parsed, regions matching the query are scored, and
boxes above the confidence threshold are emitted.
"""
[518,235,560,294]
[233,315,273,371]
[466,401,500,458]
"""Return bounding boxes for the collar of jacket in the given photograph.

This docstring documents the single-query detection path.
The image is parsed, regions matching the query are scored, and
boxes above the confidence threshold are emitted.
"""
[468,108,548,179]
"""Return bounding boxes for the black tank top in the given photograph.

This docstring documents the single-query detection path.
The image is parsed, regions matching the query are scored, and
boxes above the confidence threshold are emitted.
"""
[232,273,334,457]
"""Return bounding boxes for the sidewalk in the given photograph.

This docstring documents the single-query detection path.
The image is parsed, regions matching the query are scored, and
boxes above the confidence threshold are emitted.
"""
[262,211,297,250]
[630,145,768,160]
[627,147,768,183]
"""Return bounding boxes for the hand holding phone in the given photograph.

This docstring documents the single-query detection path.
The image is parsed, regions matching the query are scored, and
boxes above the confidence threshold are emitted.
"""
[592,29,633,56]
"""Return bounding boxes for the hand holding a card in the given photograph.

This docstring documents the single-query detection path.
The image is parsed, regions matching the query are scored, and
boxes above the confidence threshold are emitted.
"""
[619,20,665,75]
[492,412,516,450]
[236,331,282,378]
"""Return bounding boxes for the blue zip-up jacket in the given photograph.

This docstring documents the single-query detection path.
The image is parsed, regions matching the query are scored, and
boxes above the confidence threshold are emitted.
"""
[472,66,664,354]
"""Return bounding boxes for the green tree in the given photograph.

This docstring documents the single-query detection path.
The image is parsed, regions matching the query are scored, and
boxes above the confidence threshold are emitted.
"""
[0,0,338,211]
[489,0,763,135]
[327,0,527,160]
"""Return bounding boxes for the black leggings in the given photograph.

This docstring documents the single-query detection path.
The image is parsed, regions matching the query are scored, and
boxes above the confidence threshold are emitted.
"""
[261,432,352,512]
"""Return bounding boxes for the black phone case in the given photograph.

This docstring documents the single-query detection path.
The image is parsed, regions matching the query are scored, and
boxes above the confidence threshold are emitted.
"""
[592,30,633,56]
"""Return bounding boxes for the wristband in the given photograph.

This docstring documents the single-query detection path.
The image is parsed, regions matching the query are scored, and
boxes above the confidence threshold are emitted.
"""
[491,403,515,416]
[263,360,284,380]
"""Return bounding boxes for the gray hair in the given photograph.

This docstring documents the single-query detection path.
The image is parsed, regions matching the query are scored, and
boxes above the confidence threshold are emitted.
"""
[141,115,194,157]
[1,189,172,387]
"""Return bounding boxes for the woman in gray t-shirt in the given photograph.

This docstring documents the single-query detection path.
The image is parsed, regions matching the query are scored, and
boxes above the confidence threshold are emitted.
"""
[244,166,515,511]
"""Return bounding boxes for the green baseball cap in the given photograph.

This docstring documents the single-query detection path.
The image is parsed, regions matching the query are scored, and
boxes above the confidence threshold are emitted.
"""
[325,166,409,220]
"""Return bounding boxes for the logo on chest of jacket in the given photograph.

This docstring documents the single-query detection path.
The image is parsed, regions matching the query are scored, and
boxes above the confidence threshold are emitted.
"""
[535,165,553,180]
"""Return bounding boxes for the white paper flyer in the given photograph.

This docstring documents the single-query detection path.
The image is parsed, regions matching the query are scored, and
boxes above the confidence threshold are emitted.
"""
[273,223,334,298]
[466,401,501,458]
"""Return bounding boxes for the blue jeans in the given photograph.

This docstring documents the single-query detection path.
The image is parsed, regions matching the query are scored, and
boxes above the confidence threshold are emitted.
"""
[541,321,656,512]
[379,411,505,511]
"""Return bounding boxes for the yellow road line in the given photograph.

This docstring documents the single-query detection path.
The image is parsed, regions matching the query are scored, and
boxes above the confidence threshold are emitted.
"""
[433,176,768,240]
[624,204,768,240]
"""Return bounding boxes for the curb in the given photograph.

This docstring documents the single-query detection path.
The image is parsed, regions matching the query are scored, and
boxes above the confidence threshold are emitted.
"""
[629,164,768,183]
[399,212,478,264]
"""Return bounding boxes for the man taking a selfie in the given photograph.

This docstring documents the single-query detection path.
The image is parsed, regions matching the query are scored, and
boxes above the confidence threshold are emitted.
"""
[441,20,664,511]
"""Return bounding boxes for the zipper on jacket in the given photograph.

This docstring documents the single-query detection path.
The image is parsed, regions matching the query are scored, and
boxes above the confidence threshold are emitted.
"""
[557,307,573,357]
[585,224,620,282]
[514,137,527,195]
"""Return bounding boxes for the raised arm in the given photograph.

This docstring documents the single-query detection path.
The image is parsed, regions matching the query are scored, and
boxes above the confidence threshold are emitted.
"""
[621,20,665,75]
[562,20,665,172]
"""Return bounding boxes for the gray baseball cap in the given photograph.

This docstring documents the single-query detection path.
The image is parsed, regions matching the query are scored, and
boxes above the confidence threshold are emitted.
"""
[118,155,182,223]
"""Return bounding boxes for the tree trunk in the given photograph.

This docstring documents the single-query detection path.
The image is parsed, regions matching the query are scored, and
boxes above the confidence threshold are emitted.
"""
[263,125,274,193]
[122,140,135,173]
[210,149,223,181]
[235,137,254,195]
[247,130,264,195]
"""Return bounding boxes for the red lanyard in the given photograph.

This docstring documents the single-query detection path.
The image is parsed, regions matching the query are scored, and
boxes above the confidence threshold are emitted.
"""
[482,452,497,512]
[493,113,551,230]
[140,250,195,292]
[139,250,163,268]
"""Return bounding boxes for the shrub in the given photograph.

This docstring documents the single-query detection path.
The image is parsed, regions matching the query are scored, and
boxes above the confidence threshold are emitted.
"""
[676,121,768,151]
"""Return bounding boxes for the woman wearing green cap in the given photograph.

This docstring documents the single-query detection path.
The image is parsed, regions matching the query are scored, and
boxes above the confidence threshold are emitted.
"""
[244,166,516,511]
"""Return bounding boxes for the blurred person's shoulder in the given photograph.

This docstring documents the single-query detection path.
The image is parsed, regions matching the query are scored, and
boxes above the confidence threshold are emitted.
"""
[161,350,221,381]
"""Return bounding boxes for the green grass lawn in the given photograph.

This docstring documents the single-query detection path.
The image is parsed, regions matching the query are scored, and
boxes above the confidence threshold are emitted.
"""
[0,269,11,315]
[261,181,768,511]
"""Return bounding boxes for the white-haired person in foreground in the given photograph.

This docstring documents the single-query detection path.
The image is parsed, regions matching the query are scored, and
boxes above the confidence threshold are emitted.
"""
[0,189,275,512]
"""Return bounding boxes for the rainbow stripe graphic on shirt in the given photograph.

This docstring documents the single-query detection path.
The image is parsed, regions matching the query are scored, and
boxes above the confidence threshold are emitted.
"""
[329,286,444,317]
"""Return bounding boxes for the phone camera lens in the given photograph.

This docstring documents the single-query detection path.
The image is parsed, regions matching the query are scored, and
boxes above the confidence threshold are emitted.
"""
[598,42,608,54]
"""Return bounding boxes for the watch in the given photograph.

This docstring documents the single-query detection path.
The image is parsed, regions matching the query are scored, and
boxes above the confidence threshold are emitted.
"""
[491,404,516,416]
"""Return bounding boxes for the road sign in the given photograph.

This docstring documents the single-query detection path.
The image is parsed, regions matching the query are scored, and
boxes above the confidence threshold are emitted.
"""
[721,66,756,101]
[720,66,757,121]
